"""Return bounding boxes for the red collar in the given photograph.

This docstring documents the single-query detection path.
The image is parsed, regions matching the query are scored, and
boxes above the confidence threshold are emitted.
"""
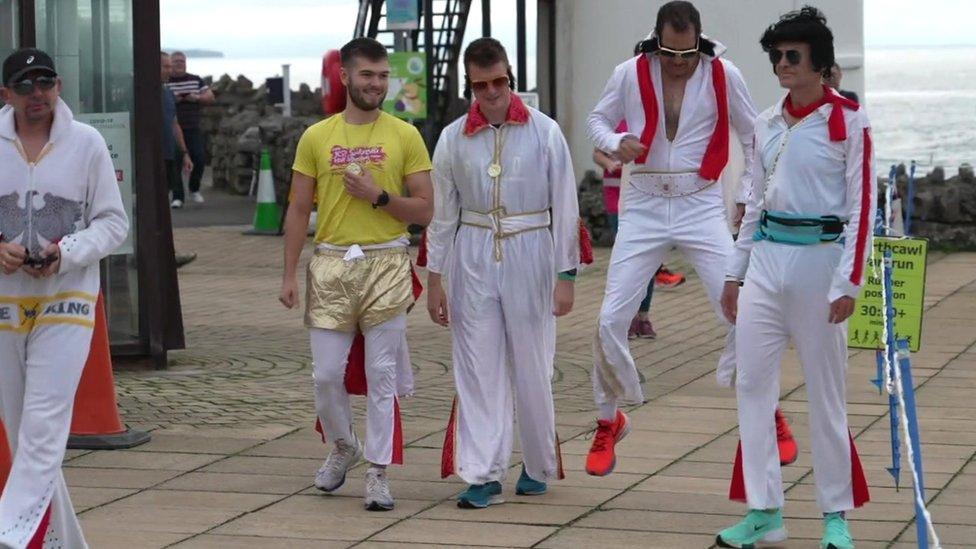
[463,93,530,136]
[784,85,859,141]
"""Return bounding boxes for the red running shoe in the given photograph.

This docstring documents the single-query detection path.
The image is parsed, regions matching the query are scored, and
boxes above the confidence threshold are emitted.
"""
[655,266,686,288]
[627,316,639,340]
[585,410,631,476]
[776,408,798,466]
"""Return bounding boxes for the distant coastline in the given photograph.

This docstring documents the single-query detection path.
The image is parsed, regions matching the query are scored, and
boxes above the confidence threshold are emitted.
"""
[164,48,224,58]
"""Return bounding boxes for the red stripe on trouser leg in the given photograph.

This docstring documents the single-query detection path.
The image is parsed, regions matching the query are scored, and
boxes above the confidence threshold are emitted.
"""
[729,441,747,502]
[555,433,566,480]
[27,505,50,549]
[849,433,871,507]
[314,418,326,443]
[391,398,404,465]
[440,396,458,478]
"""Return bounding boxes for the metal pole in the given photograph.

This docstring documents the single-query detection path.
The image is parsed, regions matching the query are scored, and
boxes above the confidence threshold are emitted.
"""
[282,64,291,117]
[516,0,526,91]
[482,0,491,36]
[423,0,435,147]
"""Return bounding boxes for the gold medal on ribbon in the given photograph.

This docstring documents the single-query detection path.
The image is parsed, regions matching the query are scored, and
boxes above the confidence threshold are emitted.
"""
[345,162,363,176]
[487,163,502,178]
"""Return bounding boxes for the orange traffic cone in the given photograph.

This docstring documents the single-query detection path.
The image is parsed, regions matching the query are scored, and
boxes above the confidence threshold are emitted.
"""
[67,294,150,450]
[0,420,10,491]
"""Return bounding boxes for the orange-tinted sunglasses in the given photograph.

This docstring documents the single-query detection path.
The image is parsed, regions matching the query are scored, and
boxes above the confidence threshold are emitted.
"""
[470,74,510,92]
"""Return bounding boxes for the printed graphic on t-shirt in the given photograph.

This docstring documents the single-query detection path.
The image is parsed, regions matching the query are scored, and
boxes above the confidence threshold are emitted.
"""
[0,191,83,255]
[330,145,387,170]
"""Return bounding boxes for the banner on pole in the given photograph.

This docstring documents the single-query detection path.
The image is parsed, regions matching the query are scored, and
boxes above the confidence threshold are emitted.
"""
[848,236,927,352]
[384,52,427,120]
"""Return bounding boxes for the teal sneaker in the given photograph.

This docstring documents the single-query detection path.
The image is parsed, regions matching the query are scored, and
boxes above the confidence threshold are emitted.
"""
[820,512,854,549]
[716,508,788,548]
[515,466,547,496]
[457,481,503,509]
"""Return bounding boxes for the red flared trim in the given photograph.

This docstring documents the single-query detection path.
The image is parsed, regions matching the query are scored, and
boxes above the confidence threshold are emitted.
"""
[440,396,459,478]
[729,440,747,502]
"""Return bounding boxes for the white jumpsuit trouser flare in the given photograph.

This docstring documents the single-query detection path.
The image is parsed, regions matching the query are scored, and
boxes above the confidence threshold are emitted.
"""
[445,226,561,485]
[310,314,407,466]
[735,240,859,513]
[0,295,91,549]
[593,182,736,411]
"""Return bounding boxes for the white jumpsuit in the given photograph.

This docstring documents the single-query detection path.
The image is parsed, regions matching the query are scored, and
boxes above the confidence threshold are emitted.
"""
[586,42,758,415]
[0,99,128,549]
[427,98,580,485]
[727,91,875,512]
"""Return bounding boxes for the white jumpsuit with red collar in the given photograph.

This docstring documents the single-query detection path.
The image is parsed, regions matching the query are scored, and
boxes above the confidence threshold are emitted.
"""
[727,89,874,513]
[586,41,759,417]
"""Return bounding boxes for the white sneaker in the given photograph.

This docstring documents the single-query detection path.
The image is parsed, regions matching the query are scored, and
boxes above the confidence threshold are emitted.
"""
[171,199,183,209]
[364,467,394,511]
[314,434,363,492]
[191,192,205,204]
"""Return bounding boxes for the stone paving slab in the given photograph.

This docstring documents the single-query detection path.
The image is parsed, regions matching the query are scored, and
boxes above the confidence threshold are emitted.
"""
[62,226,976,547]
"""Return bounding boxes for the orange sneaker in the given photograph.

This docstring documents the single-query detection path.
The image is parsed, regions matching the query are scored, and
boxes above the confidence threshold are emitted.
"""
[776,408,798,466]
[585,410,631,476]
[655,266,686,288]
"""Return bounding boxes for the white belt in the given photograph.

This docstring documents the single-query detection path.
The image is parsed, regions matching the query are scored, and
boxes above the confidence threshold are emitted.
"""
[460,208,551,238]
[628,169,714,198]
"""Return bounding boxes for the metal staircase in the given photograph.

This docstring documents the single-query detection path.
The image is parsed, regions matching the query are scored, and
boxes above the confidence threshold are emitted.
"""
[354,0,473,146]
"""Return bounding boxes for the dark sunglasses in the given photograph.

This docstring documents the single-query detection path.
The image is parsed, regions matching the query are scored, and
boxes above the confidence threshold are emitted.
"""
[10,75,57,96]
[768,49,802,66]
[470,75,509,92]
[657,38,699,59]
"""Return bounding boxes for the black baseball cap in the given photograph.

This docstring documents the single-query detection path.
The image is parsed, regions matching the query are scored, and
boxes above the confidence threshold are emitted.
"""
[2,48,58,87]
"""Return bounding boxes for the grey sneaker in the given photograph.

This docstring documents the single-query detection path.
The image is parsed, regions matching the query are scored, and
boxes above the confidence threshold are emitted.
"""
[364,468,394,511]
[314,434,362,492]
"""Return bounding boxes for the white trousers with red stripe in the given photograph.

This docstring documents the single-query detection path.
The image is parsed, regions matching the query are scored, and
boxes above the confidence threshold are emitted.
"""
[593,182,737,413]
[310,314,406,465]
[0,323,89,549]
[734,241,866,512]
[441,227,562,486]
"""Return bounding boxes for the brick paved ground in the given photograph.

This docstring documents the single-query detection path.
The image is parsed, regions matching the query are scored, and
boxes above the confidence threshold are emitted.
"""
[63,224,976,548]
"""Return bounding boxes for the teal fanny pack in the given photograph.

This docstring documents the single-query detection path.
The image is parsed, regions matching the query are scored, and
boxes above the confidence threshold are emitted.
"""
[753,210,846,245]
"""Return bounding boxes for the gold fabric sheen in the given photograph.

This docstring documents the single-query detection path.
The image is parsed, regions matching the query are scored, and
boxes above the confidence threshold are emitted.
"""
[304,247,412,332]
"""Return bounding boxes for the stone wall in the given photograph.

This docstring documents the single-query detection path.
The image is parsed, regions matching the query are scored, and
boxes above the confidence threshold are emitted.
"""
[896,164,976,249]
[200,75,324,201]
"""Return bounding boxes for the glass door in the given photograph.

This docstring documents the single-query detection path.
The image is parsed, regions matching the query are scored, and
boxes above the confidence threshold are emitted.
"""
[0,0,17,68]
[34,0,140,345]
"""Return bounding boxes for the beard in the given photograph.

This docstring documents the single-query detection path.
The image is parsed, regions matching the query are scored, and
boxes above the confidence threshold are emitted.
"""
[348,84,386,111]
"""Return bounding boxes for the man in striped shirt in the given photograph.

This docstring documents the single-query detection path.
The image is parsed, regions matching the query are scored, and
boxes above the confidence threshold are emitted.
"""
[165,51,214,206]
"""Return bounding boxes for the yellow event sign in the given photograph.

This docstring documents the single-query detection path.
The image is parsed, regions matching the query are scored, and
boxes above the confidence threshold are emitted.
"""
[848,236,927,352]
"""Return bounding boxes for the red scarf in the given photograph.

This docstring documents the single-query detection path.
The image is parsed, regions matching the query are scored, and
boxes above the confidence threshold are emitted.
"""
[636,55,729,181]
[785,84,860,142]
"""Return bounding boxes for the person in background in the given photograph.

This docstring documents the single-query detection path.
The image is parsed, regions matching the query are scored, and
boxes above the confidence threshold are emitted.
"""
[161,51,197,267]
[166,51,214,206]
[825,62,859,103]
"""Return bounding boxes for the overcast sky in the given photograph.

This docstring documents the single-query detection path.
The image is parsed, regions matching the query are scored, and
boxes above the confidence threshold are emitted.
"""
[160,0,959,57]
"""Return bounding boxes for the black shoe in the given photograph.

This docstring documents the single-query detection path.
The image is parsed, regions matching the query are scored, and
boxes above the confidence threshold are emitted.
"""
[175,253,197,268]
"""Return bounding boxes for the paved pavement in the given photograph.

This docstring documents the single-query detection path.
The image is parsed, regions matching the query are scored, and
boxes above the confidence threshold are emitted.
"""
[63,201,976,548]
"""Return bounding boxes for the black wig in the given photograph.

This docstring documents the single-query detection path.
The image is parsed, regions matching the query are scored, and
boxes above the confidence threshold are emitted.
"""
[759,6,835,78]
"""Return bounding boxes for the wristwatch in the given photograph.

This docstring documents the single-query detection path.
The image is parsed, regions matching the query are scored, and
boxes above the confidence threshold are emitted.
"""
[372,190,390,209]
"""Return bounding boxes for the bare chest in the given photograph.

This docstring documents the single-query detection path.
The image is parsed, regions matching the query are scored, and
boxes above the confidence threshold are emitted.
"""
[661,78,685,141]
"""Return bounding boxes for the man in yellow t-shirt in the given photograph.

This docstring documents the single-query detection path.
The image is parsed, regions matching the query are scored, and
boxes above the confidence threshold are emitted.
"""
[279,37,433,512]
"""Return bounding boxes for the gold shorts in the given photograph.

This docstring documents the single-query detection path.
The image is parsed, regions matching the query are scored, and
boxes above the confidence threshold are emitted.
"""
[304,247,413,332]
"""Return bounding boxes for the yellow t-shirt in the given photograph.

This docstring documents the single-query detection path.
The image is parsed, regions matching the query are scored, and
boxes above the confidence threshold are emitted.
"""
[292,111,432,246]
